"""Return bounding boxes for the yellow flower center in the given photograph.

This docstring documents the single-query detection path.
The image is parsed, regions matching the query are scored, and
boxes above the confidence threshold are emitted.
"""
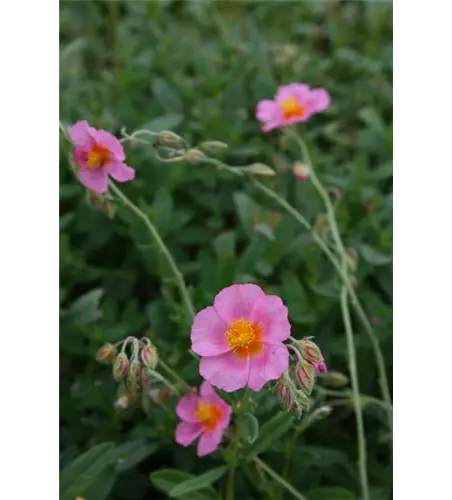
[280,97,305,120]
[86,144,110,169]
[194,402,224,431]
[225,319,264,359]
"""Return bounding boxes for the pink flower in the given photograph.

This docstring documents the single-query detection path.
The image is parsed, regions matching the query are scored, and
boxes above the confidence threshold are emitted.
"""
[256,83,330,132]
[191,284,290,392]
[175,381,231,457]
[69,120,135,194]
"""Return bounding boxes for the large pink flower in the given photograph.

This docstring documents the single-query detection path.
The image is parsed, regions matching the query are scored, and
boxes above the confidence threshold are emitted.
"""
[69,120,135,194]
[191,284,291,392]
[175,381,232,457]
[256,83,330,132]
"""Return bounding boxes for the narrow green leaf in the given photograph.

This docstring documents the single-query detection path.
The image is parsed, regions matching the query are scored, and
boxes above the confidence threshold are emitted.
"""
[150,469,216,500]
[59,442,115,500]
[169,466,227,498]
[360,244,392,266]
[110,440,158,472]
[246,413,293,460]
[82,467,116,500]
[242,412,259,444]
[306,486,356,500]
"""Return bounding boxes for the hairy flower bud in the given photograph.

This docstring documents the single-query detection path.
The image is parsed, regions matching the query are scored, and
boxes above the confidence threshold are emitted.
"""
[141,344,159,370]
[141,368,150,391]
[157,130,185,149]
[294,363,315,395]
[323,371,349,388]
[245,163,275,176]
[126,360,142,397]
[199,141,228,157]
[184,148,206,165]
[292,161,310,181]
[275,380,294,412]
[113,353,129,382]
[96,343,117,364]
[299,339,323,364]
[114,395,129,411]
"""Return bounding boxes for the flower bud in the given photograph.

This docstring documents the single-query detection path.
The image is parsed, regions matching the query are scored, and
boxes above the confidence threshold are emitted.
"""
[102,198,116,219]
[184,148,206,165]
[292,161,310,181]
[323,371,349,388]
[294,363,315,395]
[296,390,311,411]
[113,353,129,382]
[141,345,159,370]
[345,248,358,273]
[299,339,323,364]
[114,395,129,411]
[157,130,185,149]
[245,163,275,176]
[96,343,117,364]
[125,360,142,397]
[275,380,294,411]
[199,141,228,157]
[141,368,150,391]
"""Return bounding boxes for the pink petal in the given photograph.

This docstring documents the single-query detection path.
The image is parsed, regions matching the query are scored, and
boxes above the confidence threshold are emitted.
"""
[175,422,203,447]
[199,351,250,392]
[250,295,291,343]
[176,393,200,423]
[197,428,223,457]
[275,83,310,102]
[78,167,108,193]
[74,146,89,167]
[92,129,125,161]
[307,89,330,113]
[213,284,265,323]
[105,162,135,182]
[69,120,94,147]
[256,100,280,122]
[262,120,286,132]
[191,306,230,356]
[199,380,216,398]
[247,343,289,391]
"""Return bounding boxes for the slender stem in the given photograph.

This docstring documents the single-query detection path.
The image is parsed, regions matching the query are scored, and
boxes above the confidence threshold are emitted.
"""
[157,358,192,392]
[254,457,308,500]
[108,182,196,322]
[341,288,370,500]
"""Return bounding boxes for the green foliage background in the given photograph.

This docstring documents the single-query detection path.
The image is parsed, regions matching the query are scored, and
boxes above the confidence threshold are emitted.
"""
[59,1,393,499]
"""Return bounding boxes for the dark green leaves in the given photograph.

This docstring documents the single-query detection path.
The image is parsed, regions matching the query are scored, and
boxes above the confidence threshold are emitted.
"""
[150,469,219,500]
[246,413,293,460]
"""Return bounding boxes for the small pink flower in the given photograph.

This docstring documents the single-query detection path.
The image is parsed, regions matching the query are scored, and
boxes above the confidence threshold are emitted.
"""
[69,120,135,194]
[191,284,291,392]
[175,381,231,457]
[256,83,330,132]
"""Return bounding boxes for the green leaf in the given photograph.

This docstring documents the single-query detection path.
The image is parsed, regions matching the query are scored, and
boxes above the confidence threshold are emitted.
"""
[169,466,227,498]
[242,412,259,444]
[59,442,115,500]
[82,467,116,500]
[140,113,183,132]
[246,413,293,460]
[233,191,256,235]
[110,440,158,472]
[306,487,357,500]
[66,289,104,325]
[150,469,216,500]
[360,244,392,266]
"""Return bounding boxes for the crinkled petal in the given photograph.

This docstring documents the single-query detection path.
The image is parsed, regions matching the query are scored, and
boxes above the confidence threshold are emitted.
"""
[197,428,223,457]
[78,167,108,193]
[247,343,289,391]
[105,162,135,182]
[250,295,291,343]
[256,100,280,122]
[69,120,95,147]
[175,422,203,447]
[176,393,200,423]
[275,83,310,102]
[214,284,265,323]
[307,88,330,113]
[92,129,125,161]
[199,352,250,392]
[191,306,230,356]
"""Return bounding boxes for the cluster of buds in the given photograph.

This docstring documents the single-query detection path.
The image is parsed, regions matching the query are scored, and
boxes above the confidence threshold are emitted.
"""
[274,337,327,419]
[96,336,158,397]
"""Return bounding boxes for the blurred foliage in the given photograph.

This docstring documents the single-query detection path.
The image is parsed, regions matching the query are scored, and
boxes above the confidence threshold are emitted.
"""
[60,1,393,499]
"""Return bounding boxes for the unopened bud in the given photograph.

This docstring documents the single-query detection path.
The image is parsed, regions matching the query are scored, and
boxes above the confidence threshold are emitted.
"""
[315,214,330,236]
[294,363,315,395]
[275,380,294,411]
[141,345,159,370]
[141,368,150,390]
[126,360,142,397]
[296,390,311,411]
[345,248,358,273]
[96,343,117,364]
[113,353,129,382]
[157,130,185,149]
[87,190,103,209]
[245,163,275,176]
[313,405,333,419]
[102,198,116,219]
[114,395,129,411]
[292,162,310,181]
[199,141,228,157]
[299,339,323,364]
[323,371,349,388]
[184,148,206,165]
